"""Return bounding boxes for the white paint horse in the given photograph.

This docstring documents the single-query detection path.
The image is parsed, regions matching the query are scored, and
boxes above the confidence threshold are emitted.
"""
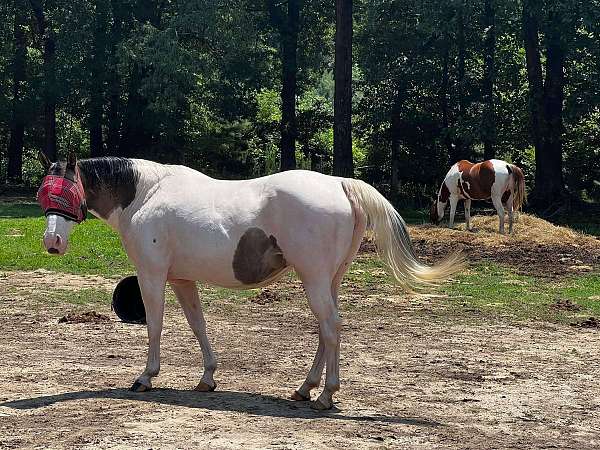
[37,153,464,410]
[430,159,526,234]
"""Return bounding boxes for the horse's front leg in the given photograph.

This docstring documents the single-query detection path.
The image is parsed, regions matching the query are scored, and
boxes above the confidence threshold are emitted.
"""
[169,280,217,391]
[130,271,167,392]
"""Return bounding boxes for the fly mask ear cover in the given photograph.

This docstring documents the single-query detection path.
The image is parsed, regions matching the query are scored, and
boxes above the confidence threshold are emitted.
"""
[37,166,87,223]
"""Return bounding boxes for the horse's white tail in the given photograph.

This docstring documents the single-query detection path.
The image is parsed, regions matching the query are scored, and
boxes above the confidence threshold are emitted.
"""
[510,164,526,211]
[343,179,466,290]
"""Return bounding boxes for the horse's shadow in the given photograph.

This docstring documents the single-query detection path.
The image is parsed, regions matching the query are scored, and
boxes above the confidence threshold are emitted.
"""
[1,388,442,427]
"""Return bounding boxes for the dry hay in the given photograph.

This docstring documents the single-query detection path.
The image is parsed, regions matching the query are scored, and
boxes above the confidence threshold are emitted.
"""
[362,214,599,278]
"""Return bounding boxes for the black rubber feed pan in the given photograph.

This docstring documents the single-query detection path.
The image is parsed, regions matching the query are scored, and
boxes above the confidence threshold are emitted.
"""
[112,276,146,324]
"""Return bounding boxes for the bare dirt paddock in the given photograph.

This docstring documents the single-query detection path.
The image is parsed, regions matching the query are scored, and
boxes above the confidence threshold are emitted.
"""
[1,279,599,449]
[1,219,600,449]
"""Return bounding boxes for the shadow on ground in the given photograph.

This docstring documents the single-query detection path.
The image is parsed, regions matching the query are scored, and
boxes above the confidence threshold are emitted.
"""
[1,388,443,427]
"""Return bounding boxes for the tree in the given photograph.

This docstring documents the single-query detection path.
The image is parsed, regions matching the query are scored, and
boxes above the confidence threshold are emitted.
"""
[88,0,110,157]
[6,0,27,181]
[522,0,569,209]
[332,0,353,177]
[482,0,496,160]
[29,0,57,161]
[268,0,300,171]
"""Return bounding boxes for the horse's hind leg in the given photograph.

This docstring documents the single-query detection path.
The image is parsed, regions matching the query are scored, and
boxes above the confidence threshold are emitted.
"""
[492,195,506,234]
[291,193,366,405]
[170,280,217,391]
[291,249,358,402]
[449,196,459,229]
[464,198,472,231]
[504,193,514,234]
[301,278,341,410]
[131,272,167,392]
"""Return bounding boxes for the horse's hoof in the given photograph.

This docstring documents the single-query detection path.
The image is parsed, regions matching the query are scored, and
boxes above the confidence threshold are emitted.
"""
[290,390,310,401]
[130,381,151,392]
[195,381,217,392]
[310,398,333,410]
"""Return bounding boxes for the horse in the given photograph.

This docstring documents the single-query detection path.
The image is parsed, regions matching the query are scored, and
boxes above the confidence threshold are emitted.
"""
[430,159,526,234]
[36,152,464,410]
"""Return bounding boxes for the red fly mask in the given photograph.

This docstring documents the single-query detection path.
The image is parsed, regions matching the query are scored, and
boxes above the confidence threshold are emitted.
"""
[37,166,87,223]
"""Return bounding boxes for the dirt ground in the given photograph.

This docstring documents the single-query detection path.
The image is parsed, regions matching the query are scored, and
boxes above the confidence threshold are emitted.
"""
[1,221,600,449]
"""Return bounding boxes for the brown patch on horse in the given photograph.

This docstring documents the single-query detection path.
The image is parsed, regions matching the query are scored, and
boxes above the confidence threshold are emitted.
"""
[457,160,495,200]
[501,190,511,204]
[232,228,287,285]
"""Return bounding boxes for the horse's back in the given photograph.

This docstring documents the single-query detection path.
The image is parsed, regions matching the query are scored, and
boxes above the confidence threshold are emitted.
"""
[131,167,355,287]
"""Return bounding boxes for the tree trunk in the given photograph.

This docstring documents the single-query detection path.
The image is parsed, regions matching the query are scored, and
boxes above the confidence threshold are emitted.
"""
[7,0,27,182]
[119,64,150,157]
[89,0,110,157]
[537,5,566,203]
[522,0,566,208]
[482,0,496,160]
[522,0,544,157]
[30,0,57,161]
[106,0,128,156]
[268,0,299,171]
[333,0,353,177]
[440,36,454,162]
[390,113,401,197]
[454,0,467,162]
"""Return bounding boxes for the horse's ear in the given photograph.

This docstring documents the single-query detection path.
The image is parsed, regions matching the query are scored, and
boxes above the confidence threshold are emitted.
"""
[38,151,51,171]
[67,152,77,169]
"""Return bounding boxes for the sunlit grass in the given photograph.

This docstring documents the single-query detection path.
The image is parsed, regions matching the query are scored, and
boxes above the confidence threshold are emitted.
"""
[1,203,598,324]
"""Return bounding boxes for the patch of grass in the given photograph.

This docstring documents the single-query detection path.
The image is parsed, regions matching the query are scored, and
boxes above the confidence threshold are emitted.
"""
[567,222,600,237]
[440,263,600,323]
[0,201,42,218]
[398,208,429,225]
[46,288,112,306]
[1,202,598,326]
[0,216,132,276]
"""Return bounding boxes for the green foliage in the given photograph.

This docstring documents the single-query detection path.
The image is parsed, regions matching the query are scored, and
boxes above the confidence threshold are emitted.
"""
[0,0,598,208]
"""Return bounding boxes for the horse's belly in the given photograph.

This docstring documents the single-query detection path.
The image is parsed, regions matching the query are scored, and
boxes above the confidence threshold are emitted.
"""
[165,222,289,289]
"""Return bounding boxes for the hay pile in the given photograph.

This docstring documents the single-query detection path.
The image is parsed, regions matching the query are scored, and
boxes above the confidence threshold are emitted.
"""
[400,214,599,278]
[411,213,599,249]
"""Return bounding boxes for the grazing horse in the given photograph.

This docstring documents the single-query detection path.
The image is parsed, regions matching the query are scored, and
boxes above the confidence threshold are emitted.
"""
[430,159,526,234]
[37,153,464,410]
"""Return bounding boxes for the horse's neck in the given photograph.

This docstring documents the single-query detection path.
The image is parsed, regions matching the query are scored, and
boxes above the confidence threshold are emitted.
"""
[78,157,170,227]
[129,159,172,197]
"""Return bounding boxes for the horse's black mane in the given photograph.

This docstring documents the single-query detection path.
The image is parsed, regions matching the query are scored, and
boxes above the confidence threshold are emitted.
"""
[78,157,139,192]
[76,157,139,216]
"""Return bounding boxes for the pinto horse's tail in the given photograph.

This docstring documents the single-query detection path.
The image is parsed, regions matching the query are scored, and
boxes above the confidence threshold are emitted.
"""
[342,179,466,290]
[510,165,526,212]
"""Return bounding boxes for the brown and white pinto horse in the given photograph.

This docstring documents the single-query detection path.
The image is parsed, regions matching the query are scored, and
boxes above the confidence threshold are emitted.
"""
[430,159,526,234]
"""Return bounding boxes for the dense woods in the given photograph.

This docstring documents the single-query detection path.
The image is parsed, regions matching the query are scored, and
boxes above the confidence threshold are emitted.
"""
[1,0,599,211]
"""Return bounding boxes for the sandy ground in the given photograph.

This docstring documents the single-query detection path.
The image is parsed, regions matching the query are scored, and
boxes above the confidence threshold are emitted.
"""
[0,265,599,450]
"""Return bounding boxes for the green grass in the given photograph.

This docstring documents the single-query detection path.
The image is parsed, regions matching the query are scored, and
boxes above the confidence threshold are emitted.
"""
[0,201,41,218]
[345,257,600,324]
[1,202,598,324]
[440,264,600,323]
[41,288,113,306]
[0,215,132,276]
